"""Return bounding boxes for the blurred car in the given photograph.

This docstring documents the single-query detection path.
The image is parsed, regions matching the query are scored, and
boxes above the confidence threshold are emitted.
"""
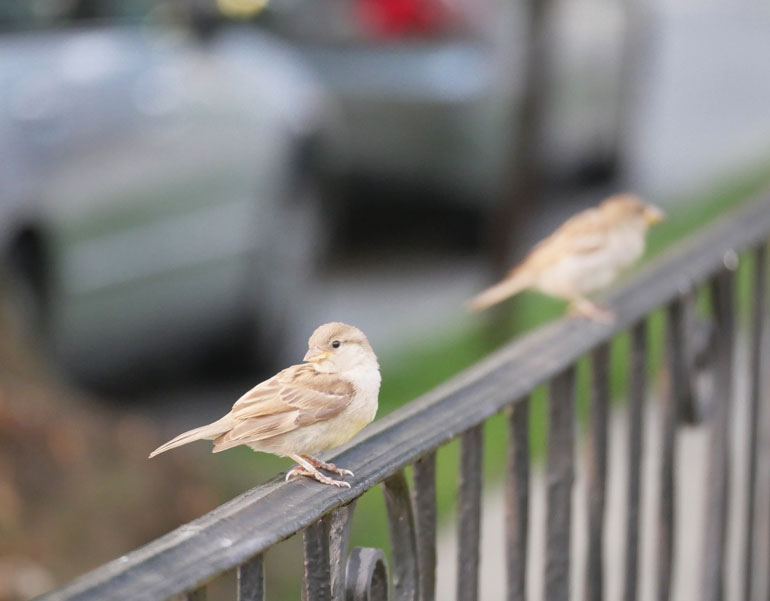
[260,0,628,207]
[0,0,332,387]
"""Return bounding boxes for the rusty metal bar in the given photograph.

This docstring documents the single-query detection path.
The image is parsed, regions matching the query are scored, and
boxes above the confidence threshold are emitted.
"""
[585,344,610,601]
[457,424,484,601]
[237,555,264,601]
[702,269,736,601]
[545,367,576,601]
[506,398,529,601]
[412,453,437,601]
[742,245,766,601]
[302,516,332,601]
[624,320,647,601]
[658,299,683,601]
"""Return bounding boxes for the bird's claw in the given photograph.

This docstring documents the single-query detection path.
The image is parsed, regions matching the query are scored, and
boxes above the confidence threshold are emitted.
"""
[285,468,301,482]
[304,457,355,478]
[569,300,616,324]
[327,479,352,489]
[318,461,354,478]
[285,465,352,488]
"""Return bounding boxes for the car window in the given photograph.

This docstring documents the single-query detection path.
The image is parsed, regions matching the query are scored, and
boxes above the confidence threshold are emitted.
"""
[76,0,158,20]
[0,0,72,30]
[0,0,157,31]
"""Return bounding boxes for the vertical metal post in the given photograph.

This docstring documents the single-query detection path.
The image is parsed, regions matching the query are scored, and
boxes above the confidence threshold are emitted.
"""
[457,424,484,601]
[585,344,610,601]
[329,503,356,601]
[702,269,736,601]
[303,516,332,601]
[658,300,683,601]
[382,471,420,601]
[545,366,576,601]
[238,555,264,601]
[506,398,530,601]
[624,320,648,601]
[412,453,437,601]
[742,245,766,601]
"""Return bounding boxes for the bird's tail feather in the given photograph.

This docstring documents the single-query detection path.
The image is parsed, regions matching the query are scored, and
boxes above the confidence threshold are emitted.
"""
[148,417,230,458]
[467,269,532,312]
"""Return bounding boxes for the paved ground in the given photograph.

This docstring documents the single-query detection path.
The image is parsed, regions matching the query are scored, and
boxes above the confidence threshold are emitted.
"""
[435,344,770,601]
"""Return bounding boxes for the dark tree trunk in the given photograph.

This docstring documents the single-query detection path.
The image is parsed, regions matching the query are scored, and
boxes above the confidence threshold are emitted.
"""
[484,0,555,341]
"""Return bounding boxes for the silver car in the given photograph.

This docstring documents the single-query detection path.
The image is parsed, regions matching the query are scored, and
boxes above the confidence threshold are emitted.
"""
[0,1,332,386]
[263,0,627,206]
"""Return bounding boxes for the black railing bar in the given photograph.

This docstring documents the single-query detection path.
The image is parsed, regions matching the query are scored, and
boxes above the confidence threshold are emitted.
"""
[505,397,529,601]
[584,343,610,601]
[544,367,576,601]
[657,299,683,601]
[456,424,483,601]
[623,320,647,601]
[37,193,770,601]
[237,555,264,601]
[701,269,736,601]
[329,502,355,601]
[381,472,420,601]
[302,516,332,601]
[411,453,437,601]
[742,244,766,600]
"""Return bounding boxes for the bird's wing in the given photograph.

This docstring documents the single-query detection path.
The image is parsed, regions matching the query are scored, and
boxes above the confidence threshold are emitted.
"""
[521,208,611,273]
[212,364,355,452]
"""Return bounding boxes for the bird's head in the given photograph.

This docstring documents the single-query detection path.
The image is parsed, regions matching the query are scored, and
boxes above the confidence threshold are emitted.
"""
[304,322,378,373]
[601,193,665,229]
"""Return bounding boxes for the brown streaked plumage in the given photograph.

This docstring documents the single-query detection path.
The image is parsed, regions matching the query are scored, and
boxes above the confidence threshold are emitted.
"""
[468,194,664,322]
[149,322,380,488]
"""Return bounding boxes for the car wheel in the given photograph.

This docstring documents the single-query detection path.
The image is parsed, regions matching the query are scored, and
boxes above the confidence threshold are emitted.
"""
[1,230,51,356]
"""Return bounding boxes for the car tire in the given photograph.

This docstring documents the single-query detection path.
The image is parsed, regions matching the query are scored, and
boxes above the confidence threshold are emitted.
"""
[1,231,51,359]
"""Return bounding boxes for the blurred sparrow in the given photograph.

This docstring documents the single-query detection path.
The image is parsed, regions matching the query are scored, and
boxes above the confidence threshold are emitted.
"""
[149,322,380,488]
[468,194,664,322]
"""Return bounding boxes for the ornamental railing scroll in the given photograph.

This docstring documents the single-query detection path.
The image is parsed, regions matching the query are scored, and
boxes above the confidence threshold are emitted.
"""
[37,193,770,601]
[305,472,420,601]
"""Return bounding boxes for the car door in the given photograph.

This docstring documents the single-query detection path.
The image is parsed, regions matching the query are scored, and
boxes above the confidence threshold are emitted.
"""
[28,16,273,373]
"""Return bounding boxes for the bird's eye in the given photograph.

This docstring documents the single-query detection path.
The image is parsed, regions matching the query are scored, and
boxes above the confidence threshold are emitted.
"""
[332,340,341,348]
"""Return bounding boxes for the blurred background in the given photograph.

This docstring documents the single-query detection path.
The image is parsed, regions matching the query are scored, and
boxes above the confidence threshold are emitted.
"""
[2,0,770,599]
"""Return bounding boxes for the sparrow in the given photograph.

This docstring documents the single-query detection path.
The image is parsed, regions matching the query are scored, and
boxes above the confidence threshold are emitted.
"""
[468,194,664,322]
[149,322,380,488]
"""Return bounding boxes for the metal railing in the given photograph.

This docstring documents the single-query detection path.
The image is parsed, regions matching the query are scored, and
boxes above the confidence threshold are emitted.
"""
[38,193,770,601]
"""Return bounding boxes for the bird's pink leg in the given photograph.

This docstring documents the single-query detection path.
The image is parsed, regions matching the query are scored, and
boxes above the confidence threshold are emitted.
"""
[286,455,351,488]
[568,296,616,324]
[302,455,354,478]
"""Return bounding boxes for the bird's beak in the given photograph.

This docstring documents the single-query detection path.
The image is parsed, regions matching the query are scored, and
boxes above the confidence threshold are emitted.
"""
[644,205,665,225]
[304,347,333,363]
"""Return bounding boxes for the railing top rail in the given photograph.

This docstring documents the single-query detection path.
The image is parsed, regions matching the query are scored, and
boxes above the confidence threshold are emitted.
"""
[38,192,770,601]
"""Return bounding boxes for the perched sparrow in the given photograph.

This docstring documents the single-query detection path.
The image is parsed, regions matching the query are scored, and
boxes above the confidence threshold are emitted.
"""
[468,194,664,322]
[149,322,380,488]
